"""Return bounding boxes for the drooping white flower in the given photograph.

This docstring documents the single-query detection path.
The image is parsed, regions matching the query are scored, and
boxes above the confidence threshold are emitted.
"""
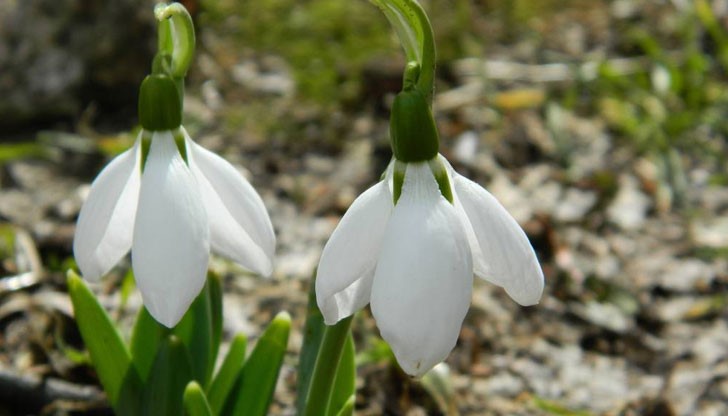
[316,155,543,376]
[74,128,275,327]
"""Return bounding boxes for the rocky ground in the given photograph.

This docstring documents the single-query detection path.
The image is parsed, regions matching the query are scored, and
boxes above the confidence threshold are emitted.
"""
[1,0,728,415]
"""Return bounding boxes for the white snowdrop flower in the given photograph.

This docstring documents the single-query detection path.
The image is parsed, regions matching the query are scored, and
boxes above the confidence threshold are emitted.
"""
[316,155,543,376]
[73,128,275,327]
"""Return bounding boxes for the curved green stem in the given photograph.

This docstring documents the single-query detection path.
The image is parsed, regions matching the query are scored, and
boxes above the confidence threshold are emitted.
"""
[408,1,435,101]
[371,0,436,102]
[302,316,353,416]
[154,2,196,78]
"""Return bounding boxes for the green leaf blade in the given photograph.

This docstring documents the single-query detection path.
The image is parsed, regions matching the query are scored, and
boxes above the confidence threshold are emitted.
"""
[334,395,356,416]
[327,333,356,416]
[207,334,247,415]
[172,277,214,385]
[224,311,291,416]
[207,272,224,370]
[67,271,141,412]
[296,278,327,414]
[130,306,168,382]
[184,381,214,416]
[141,335,193,416]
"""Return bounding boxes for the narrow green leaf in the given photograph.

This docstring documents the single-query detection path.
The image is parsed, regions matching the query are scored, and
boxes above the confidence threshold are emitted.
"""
[207,272,224,369]
[297,276,357,416]
[224,312,291,416]
[132,275,220,387]
[67,271,141,413]
[333,395,356,416]
[130,306,168,382]
[301,316,353,416]
[173,278,214,385]
[141,335,193,416]
[296,277,327,414]
[207,334,247,415]
[328,333,356,416]
[184,381,214,416]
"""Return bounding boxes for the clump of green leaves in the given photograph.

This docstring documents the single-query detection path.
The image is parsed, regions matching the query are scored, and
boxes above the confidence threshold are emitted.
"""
[67,271,292,416]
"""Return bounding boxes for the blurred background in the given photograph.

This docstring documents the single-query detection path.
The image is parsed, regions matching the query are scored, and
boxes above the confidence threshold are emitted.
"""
[1,0,728,414]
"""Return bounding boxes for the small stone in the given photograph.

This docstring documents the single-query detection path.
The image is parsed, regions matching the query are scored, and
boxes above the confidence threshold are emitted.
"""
[666,362,714,415]
[693,321,728,365]
[691,217,728,248]
[607,175,651,230]
[569,300,632,333]
[473,372,524,397]
[658,259,715,291]
[554,188,597,222]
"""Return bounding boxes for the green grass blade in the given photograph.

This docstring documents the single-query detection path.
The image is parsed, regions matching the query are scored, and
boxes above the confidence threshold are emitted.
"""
[224,311,291,416]
[207,334,247,415]
[184,381,214,416]
[67,271,141,413]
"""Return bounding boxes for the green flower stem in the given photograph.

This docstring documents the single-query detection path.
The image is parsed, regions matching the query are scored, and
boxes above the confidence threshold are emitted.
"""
[371,0,436,102]
[154,2,196,78]
[302,316,354,416]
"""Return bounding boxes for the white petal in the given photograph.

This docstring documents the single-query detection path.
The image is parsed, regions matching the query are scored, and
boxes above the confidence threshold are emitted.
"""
[73,136,141,281]
[132,131,210,328]
[371,162,473,377]
[452,167,544,306]
[316,180,393,325]
[185,130,275,268]
[193,171,272,276]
